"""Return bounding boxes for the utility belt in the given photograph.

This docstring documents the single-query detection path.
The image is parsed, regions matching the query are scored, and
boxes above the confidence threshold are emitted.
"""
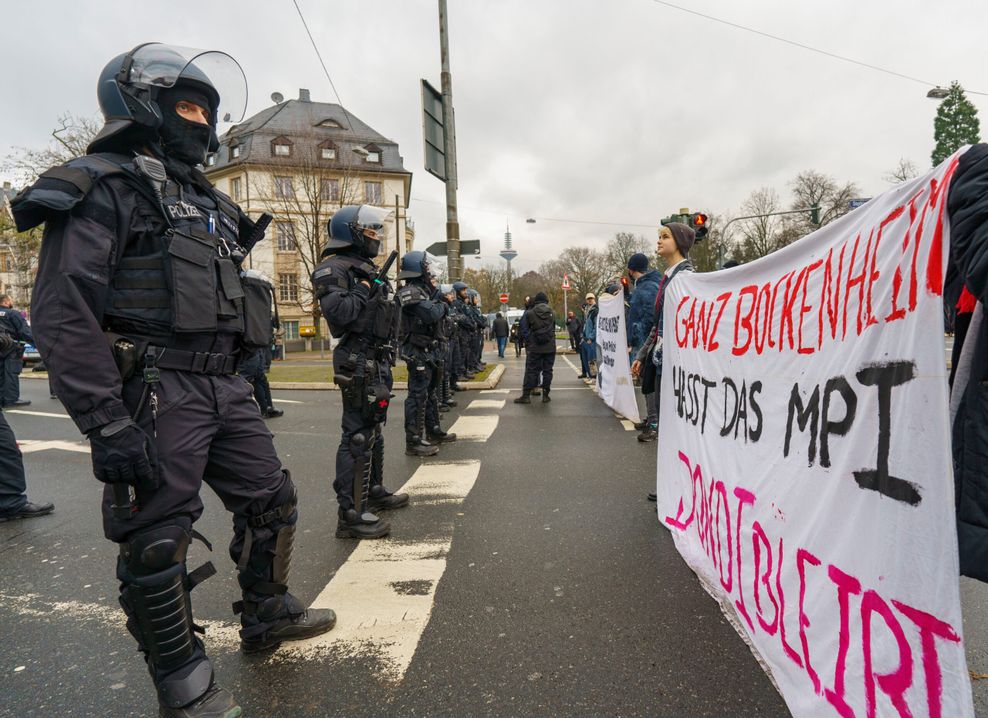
[108,334,239,380]
[339,333,396,366]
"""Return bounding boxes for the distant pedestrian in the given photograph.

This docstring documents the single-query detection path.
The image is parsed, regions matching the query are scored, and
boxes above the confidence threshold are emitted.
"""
[492,312,510,357]
[0,331,53,523]
[565,311,583,352]
[514,292,557,404]
[0,294,33,407]
[579,293,597,379]
[509,320,522,356]
[239,348,282,419]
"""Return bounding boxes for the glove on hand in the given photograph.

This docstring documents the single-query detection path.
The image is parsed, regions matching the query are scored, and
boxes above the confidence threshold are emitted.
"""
[88,419,158,491]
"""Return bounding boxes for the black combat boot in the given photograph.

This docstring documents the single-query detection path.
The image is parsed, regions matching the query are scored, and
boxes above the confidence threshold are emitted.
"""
[513,391,531,404]
[367,485,410,511]
[335,507,392,539]
[444,398,458,407]
[406,436,439,456]
[159,678,241,718]
[427,427,458,443]
[541,390,551,403]
[237,509,337,653]
[438,404,450,413]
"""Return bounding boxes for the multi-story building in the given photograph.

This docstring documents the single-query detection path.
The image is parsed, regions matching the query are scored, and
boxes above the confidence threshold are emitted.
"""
[204,88,414,342]
[0,182,36,307]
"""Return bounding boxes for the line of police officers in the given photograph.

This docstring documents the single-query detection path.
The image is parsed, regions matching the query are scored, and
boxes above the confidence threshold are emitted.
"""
[8,42,491,717]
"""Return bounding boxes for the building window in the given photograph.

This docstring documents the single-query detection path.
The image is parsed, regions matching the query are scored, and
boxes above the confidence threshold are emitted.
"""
[366,151,380,163]
[231,145,242,159]
[276,221,296,251]
[278,274,299,302]
[271,136,293,157]
[230,177,242,201]
[318,119,342,129]
[205,154,217,166]
[282,320,300,340]
[321,147,336,160]
[365,181,382,205]
[274,176,294,199]
[320,179,340,202]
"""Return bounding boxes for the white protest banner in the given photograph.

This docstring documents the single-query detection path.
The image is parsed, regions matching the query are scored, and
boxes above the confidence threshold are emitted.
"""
[656,151,974,717]
[596,292,640,422]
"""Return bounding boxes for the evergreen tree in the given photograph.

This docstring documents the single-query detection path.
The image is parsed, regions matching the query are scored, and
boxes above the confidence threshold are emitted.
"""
[932,82,981,167]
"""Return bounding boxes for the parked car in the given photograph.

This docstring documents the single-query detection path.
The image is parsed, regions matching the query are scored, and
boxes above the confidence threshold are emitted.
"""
[21,343,41,365]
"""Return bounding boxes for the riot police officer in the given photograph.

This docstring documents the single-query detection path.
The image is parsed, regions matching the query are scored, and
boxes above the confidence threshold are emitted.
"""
[437,284,458,411]
[0,295,33,407]
[396,252,457,454]
[452,282,475,381]
[312,205,409,540]
[14,44,335,717]
[466,289,487,373]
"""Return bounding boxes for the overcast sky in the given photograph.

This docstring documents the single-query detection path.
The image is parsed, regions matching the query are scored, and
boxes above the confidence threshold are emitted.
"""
[2,0,986,273]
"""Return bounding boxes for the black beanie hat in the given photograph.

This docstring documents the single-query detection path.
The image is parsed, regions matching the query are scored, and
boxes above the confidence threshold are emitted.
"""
[534,291,549,303]
[627,252,649,273]
[667,222,696,257]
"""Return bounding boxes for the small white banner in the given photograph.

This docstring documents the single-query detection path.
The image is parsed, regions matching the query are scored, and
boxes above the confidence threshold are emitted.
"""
[596,292,640,422]
[657,151,974,717]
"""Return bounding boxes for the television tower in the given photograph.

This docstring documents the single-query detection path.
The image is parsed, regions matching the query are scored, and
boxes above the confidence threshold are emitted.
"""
[499,220,518,284]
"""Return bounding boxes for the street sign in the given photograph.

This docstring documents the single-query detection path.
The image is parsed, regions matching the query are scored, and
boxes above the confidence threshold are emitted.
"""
[562,274,570,290]
[426,239,480,257]
[499,293,509,304]
[848,198,872,210]
[421,79,446,182]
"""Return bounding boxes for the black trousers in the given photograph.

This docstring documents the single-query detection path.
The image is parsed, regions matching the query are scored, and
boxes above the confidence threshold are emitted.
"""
[0,411,27,514]
[523,352,556,392]
[405,360,439,439]
[1,355,22,406]
[333,354,392,512]
[239,351,273,411]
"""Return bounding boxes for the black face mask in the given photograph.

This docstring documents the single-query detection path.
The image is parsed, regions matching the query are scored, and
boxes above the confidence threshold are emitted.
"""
[362,238,381,259]
[156,85,217,166]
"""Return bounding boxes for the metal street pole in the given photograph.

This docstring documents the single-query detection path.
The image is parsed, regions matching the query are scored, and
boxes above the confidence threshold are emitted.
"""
[718,206,821,267]
[438,0,461,282]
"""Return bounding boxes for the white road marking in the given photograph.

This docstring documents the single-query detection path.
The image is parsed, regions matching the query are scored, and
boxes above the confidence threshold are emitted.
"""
[6,410,72,419]
[446,415,499,441]
[562,355,581,375]
[18,440,90,454]
[276,460,482,682]
[620,420,636,432]
[467,399,505,410]
[479,389,510,395]
[271,398,305,404]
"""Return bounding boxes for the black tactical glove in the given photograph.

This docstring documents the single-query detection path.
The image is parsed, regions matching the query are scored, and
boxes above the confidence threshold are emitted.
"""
[88,419,158,490]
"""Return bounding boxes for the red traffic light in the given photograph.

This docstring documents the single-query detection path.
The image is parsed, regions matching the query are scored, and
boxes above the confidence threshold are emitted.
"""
[690,212,709,239]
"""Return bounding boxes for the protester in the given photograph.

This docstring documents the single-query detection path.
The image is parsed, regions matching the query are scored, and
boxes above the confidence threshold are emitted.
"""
[632,223,695,460]
[944,143,988,582]
[565,311,583,352]
[509,320,522,357]
[514,292,557,404]
[579,293,598,379]
[492,312,509,358]
[626,253,662,432]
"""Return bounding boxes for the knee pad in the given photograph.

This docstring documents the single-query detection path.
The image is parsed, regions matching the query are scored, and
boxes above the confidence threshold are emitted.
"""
[118,518,192,581]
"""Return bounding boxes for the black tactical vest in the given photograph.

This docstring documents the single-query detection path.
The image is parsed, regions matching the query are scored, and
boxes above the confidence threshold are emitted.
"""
[313,253,396,346]
[396,282,438,349]
[11,153,271,350]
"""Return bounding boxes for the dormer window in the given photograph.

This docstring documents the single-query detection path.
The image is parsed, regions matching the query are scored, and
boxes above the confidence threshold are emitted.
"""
[271,136,293,157]
[231,144,242,159]
[318,139,337,161]
[317,118,343,129]
[363,144,382,164]
[205,154,217,167]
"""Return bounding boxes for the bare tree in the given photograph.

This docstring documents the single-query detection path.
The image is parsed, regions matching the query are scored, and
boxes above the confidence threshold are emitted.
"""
[736,188,783,263]
[540,246,609,316]
[604,231,651,278]
[788,169,860,227]
[883,158,920,184]
[3,113,101,184]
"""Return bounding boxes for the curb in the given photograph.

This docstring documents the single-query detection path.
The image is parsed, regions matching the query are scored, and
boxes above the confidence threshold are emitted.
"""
[26,364,507,392]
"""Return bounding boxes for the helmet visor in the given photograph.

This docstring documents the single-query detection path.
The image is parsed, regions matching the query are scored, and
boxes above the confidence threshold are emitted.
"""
[355,205,395,232]
[126,43,248,125]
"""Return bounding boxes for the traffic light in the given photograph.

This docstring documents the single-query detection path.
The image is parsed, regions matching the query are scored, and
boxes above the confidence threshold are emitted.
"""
[690,212,709,240]
[809,205,821,226]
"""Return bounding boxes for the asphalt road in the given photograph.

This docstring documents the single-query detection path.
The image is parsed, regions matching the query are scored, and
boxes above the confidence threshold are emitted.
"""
[0,348,985,717]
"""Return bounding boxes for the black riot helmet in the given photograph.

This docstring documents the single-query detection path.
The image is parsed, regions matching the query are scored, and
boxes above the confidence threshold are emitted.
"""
[324,205,395,259]
[88,43,248,160]
[398,250,431,281]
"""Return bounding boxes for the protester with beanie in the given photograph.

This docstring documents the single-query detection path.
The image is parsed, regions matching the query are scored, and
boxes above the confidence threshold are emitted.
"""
[514,291,557,404]
[632,224,695,453]
[626,252,662,431]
